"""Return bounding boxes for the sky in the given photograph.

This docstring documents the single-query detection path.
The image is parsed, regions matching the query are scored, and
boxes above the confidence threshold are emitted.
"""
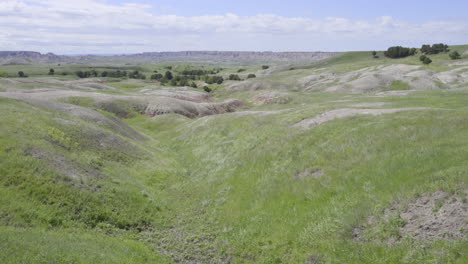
[0,0,467,54]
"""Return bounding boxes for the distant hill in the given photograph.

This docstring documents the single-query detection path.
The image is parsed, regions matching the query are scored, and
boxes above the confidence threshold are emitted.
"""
[0,50,340,65]
[0,51,66,65]
[117,51,341,63]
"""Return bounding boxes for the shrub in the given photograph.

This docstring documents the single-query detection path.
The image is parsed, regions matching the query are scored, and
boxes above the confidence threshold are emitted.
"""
[237,69,246,73]
[48,69,54,75]
[0,71,9,77]
[247,74,256,78]
[384,46,416,58]
[128,70,146,79]
[228,74,241,81]
[262,65,269,70]
[18,71,27,78]
[419,55,427,62]
[449,51,461,60]
[150,73,163,80]
[422,57,432,65]
[421,43,449,55]
[203,86,212,93]
[164,71,173,80]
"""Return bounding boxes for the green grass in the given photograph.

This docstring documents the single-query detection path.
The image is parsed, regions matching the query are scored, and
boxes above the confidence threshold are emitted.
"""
[385,80,411,91]
[1,49,468,263]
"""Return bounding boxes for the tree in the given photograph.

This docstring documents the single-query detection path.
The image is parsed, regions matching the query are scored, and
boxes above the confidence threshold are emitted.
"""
[419,55,427,62]
[190,82,197,88]
[262,65,269,70]
[449,51,461,60]
[228,74,241,81]
[423,57,432,65]
[421,43,449,55]
[384,46,415,58]
[247,74,256,78]
[203,86,212,93]
[372,51,377,57]
[164,71,173,80]
[421,45,431,54]
[18,71,26,78]
[150,73,163,80]
[48,68,54,75]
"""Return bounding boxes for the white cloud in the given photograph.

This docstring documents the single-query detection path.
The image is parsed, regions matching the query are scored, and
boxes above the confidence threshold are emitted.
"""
[0,0,467,53]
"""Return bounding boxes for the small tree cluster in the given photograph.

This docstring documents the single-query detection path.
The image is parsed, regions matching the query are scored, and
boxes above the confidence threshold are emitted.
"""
[421,43,449,55]
[204,75,224,84]
[128,70,146,79]
[102,70,127,78]
[384,46,417,58]
[228,74,241,81]
[180,69,218,76]
[449,51,461,60]
[419,55,432,65]
[76,70,98,78]
[18,71,28,78]
[150,73,163,80]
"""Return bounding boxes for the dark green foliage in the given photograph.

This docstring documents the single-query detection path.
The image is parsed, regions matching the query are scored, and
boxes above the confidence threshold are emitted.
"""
[372,51,377,57]
[76,70,98,78]
[237,69,246,73]
[204,75,224,84]
[384,46,416,58]
[18,71,27,78]
[150,73,163,80]
[103,70,127,78]
[128,70,146,80]
[421,43,449,55]
[48,69,54,75]
[180,69,217,76]
[164,66,172,70]
[247,74,256,79]
[164,71,173,80]
[203,86,212,93]
[419,54,432,64]
[449,51,461,60]
[190,82,197,88]
[262,65,269,70]
[423,57,432,65]
[228,74,241,81]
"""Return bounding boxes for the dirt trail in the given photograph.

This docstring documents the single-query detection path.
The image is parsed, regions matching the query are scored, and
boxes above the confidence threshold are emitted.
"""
[293,107,431,129]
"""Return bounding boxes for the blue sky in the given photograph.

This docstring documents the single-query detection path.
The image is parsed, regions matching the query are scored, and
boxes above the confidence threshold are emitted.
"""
[0,0,467,54]
[124,0,468,22]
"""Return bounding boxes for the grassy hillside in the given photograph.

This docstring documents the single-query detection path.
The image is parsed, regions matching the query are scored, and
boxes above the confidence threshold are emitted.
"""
[0,48,467,263]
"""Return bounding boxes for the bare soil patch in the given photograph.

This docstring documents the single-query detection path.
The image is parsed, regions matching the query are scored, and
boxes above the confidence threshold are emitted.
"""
[354,190,467,242]
[293,107,431,129]
[251,92,291,105]
[350,102,388,107]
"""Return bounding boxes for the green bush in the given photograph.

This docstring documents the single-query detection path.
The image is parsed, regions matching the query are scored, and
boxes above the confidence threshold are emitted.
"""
[384,46,416,58]
[449,51,461,60]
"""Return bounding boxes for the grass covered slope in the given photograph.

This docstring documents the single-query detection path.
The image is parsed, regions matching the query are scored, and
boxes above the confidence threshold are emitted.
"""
[0,48,467,263]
